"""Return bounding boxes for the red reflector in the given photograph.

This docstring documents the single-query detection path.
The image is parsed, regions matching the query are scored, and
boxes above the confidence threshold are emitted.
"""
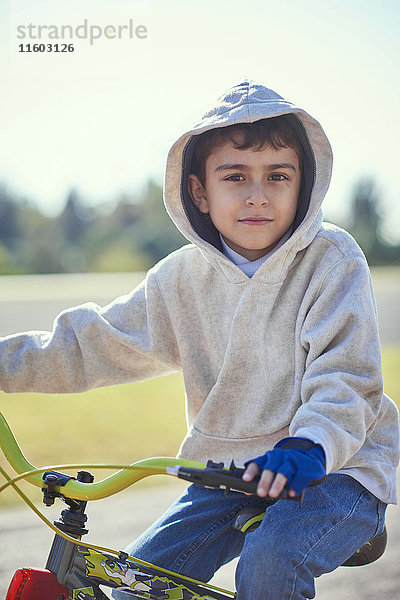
[6,568,68,600]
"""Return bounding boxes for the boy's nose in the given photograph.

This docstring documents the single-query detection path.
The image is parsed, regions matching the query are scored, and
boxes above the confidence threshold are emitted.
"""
[246,197,268,206]
[246,185,269,206]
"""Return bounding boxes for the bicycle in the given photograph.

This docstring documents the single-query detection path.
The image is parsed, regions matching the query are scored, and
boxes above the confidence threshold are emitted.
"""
[0,411,387,600]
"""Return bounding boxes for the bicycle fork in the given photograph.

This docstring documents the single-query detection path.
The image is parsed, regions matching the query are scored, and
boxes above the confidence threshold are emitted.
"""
[6,471,105,600]
[45,471,109,599]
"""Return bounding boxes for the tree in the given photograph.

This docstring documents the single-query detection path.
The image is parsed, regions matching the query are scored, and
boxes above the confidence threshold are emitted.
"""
[57,189,92,243]
[0,241,21,274]
[0,186,21,250]
[348,177,400,265]
[133,179,187,264]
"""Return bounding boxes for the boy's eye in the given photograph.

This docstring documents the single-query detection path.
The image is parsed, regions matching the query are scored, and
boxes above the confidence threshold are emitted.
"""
[225,174,245,181]
[268,173,288,181]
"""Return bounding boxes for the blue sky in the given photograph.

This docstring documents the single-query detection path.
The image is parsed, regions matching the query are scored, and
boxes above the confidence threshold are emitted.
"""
[1,0,399,240]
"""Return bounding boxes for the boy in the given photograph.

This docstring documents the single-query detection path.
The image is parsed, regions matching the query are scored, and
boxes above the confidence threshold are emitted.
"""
[0,81,398,600]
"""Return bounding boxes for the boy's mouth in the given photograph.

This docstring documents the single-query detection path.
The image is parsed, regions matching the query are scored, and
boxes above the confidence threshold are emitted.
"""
[238,217,273,225]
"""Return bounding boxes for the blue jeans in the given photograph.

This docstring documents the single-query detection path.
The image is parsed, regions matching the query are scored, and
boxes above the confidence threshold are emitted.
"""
[112,474,386,600]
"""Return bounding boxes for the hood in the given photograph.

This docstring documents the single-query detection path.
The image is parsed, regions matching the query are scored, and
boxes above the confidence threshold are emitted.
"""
[163,81,333,280]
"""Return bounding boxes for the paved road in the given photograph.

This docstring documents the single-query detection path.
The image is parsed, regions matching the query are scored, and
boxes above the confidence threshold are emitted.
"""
[1,270,399,598]
[0,269,399,343]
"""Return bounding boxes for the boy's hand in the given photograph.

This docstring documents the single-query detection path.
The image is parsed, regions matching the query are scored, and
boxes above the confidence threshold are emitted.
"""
[242,437,326,499]
[243,461,295,498]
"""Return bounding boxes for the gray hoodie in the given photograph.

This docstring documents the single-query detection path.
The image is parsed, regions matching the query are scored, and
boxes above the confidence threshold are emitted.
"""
[1,81,398,503]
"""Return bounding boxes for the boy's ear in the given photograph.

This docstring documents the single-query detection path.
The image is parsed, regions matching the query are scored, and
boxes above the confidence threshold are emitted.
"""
[188,174,209,213]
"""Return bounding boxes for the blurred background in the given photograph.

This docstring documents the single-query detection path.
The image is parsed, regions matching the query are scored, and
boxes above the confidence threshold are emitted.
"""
[0,0,400,275]
[0,2,399,598]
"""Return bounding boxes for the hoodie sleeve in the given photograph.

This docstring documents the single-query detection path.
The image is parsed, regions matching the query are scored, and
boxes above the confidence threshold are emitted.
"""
[0,269,180,393]
[289,255,384,474]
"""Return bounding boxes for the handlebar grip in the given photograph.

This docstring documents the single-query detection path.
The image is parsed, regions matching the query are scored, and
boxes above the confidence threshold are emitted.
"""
[173,461,320,502]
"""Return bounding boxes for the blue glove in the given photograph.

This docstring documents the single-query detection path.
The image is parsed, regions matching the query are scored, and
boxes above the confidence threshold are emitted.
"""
[245,437,326,495]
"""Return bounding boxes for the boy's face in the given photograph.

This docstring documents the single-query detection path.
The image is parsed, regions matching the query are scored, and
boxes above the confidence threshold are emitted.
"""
[188,141,301,261]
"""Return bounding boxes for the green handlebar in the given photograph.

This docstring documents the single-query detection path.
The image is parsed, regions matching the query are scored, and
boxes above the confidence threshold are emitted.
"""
[0,411,204,501]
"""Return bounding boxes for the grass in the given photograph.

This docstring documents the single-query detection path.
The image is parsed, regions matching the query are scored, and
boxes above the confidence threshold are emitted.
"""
[1,346,399,506]
[0,373,187,505]
[382,345,400,403]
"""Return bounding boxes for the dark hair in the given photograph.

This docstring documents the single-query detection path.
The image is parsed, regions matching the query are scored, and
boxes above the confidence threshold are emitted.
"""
[191,116,303,186]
